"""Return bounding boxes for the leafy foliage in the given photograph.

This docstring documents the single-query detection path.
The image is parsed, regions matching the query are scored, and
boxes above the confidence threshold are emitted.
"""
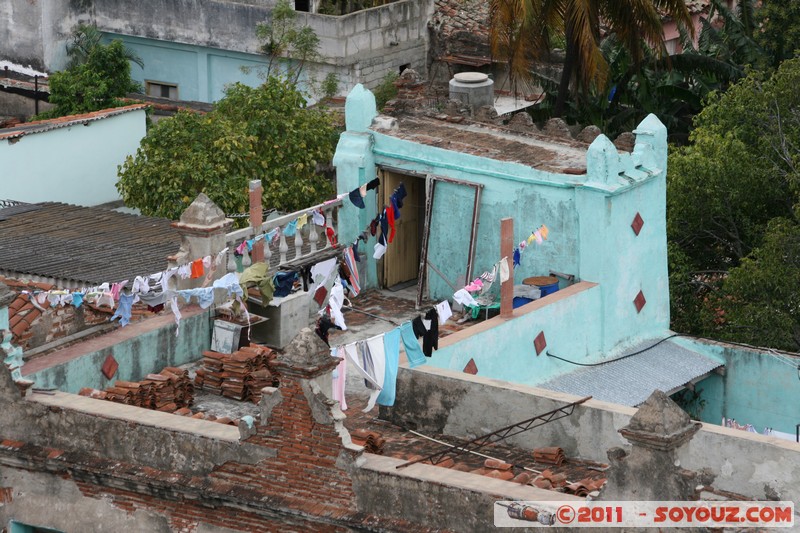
[667,58,800,349]
[372,72,399,111]
[251,0,321,85]
[117,77,336,221]
[754,0,800,68]
[41,39,141,118]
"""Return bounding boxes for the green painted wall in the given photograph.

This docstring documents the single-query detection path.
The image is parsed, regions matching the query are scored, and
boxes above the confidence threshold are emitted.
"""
[27,310,211,393]
[0,108,146,206]
[107,33,269,102]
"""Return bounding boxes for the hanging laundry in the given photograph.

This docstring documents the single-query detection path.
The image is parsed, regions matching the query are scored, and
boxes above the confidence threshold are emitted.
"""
[215,248,228,266]
[435,300,452,325]
[239,263,275,305]
[513,248,521,268]
[312,209,326,226]
[110,293,135,327]
[202,255,212,270]
[236,241,248,255]
[139,291,168,308]
[316,315,342,345]
[377,328,401,407]
[352,240,361,262]
[343,342,381,389]
[110,280,128,300]
[369,216,379,236]
[390,194,401,220]
[331,346,347,410]
[326,226,338,246]
[296,214,308,230]
[178,287,215,309]
[386,204,396,243]
[364,335,387,412]
[314,286,328,306]
[132,275,150,295]
[348,188,366,209]
[342,246,361,296]
[169,296,182,336]
[379,209,389,244]
[284,219,298,237]
[365,177,381,191]
[246,239,255,252]
[309,257,338,294]
[499,257,510,283]
[327,277,348,330]
[177,263,192,279]
[71,292,84,309]
[453,288,478,307]
[190,258,205,279]
[359,184,368,198]
[422,308,439,357]
[399,322,426,368]
[394,182,407,208]
[373,242,386,260]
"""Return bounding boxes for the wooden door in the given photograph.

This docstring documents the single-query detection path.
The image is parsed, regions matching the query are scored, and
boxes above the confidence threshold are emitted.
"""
[381,170,421,288]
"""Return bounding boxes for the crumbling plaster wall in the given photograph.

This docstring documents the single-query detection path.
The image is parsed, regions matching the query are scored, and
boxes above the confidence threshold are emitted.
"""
[0,468,172,533]
[385,364,800,503]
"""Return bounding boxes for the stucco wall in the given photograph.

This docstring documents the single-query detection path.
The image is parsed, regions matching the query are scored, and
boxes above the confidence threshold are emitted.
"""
[675,338,800,435]
[383,364,800,503]
[25,307,211,393]
[0,108,146,206]
[425,282,606,384]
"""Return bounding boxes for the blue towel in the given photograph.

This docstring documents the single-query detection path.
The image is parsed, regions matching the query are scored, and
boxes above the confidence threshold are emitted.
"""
[399,322,426,368]
[377,328,401,406]
[110,293,135,327]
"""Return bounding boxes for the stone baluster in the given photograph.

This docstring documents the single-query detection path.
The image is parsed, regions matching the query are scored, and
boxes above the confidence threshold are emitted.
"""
[308,218,319,254]
[294,224,304,261]
[279,228,289,264]
[264,232,273,264]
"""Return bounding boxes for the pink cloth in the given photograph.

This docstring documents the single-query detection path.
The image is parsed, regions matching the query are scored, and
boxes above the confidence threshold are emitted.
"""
[332,346,347,410]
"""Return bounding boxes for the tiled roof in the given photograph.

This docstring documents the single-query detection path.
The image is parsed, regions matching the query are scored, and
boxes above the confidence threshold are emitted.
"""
[6,286,51,338]
[0,104,147,141]
[540,339,723,407]
[0,202,181,286]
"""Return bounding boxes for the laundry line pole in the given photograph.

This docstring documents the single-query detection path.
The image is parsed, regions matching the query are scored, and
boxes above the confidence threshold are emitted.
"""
[249,180,265,263]
[500,217,514,318]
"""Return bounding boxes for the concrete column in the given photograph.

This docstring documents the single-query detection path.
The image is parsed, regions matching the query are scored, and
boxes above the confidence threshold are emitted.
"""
[249,180,265,264]
[599,390,701,501]
[169,193,234,290]
[500,218,514,318]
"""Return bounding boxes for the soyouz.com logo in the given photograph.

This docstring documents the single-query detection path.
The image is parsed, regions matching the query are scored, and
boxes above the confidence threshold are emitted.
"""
[494,501,795,528]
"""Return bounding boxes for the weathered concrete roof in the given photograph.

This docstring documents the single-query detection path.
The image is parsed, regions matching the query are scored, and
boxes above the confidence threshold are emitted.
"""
[376,116,589,174]
[0,202,180,286]
[540,339,723,407]
[0,104,147,141]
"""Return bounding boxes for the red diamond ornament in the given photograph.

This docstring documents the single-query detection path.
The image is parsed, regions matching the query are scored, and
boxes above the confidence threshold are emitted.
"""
[631,212,644,236]
[463,358,478,375]
[534,331,547,356]
[101,354,119,379]
[633,290,647,313]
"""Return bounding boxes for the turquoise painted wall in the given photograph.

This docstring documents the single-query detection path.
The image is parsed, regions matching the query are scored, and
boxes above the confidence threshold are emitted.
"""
[107,33,269,102]
[427,285,604,385]
[334,86,671,370]
[0,108,146,206]
[27,310,211,393]
[0,307,8,331]
[675,338,800,434]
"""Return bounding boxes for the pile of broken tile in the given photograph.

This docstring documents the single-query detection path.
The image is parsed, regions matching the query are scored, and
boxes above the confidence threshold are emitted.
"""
[195,344,277,403]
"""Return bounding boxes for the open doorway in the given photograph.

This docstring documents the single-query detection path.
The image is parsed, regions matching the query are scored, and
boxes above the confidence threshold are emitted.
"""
[378,168,424,291]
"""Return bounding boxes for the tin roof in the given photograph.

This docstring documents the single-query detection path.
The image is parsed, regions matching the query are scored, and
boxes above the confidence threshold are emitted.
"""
[540,339,723,407]
[0,202,180,286]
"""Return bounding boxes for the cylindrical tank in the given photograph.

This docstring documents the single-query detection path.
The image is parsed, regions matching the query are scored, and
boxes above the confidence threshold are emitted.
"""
[448,72,494,112]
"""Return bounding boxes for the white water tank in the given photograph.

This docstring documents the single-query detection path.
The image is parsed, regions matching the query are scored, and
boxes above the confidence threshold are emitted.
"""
[449,72,494,112]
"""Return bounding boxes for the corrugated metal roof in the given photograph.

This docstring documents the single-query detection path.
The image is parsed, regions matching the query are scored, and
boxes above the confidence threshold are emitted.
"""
[0,202,180,286]
[0,104,147,141]
[540,339,723,407]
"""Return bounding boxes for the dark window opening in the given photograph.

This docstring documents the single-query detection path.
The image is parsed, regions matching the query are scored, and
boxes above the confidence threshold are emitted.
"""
[295,0,310,11]
[399,63,411,74]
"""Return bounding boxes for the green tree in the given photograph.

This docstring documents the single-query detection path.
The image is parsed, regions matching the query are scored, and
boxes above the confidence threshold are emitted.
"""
[754,1,800,68]
[703,218,800,351]
[489,0,693,116]
[42,39,141,118]
[251,0,321,85]
[667,58,800,348]
[117,77,336,220]
[65,23,144,69]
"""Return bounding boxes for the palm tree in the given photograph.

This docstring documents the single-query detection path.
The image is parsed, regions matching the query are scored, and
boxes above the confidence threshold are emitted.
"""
[490,0,693,117]
[66,24,144,69]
